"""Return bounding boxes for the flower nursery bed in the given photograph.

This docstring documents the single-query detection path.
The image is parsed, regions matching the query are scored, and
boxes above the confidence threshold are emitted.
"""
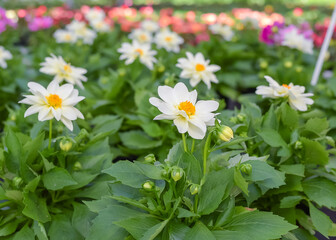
[1,4,336,240]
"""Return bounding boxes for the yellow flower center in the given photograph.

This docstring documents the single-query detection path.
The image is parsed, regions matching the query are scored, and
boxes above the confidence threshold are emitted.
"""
[63,64,72,73]
[282,84,291,89]
[195,63,206,72]
[140,34,147,41]
[165,36,173,42]
[135,48,144,56]
[178,101,195,117]
[65,34,72,41]
[46,94,62,109]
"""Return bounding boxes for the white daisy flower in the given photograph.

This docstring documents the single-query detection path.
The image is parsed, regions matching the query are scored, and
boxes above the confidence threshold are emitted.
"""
[40,54,87,89]
[154,29,184,53]
[19,80,85,131]
[149,82,219,139]
[176,52,220,89]
[117,41,157,70]
[241,17,259,29]
[90,19,110,32]
[282,28,313,54]
[128,28,152,44]
[0,46,12,69]
[256,76,314,111]
[209,24,234,41]
[85,8,106,23]
[53,29,77,43]
[140,19,160,33]
[66,20,97,45]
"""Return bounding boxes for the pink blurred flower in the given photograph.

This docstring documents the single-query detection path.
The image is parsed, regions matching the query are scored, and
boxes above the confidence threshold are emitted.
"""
[27,16,53,31]
[293,8,303,17]
[195,32,210,44]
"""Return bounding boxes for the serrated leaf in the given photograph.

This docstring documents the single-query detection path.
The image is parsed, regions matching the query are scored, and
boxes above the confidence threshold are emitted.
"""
[302,177,336,208]
[223,211,296,240]
[309,202,332,238]
[42,167,77,191]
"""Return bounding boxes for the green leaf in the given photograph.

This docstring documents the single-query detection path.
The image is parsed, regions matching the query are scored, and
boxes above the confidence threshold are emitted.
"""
[245,160,285,192]
[279,102,299,129]
[185,221,216,240]
[168,221,190,240]
[0,220,20,237]
[309,202,332,238]
[32,221,48,240]
[280,164,305,177]
[257,128,290,156]
[22,192,51,223]
[86,205,128,240]
[212,230,247,240]
[114,215,160,239]
[223,211,296,240]
[280,196,303,208]
[13,225,35,240]
[177,208,199,218]
[42,167,77,191]
[302,177,336,208]
[215,197,235,227]
[48,215,82,240]
[119,130,162,149]
[234,168,249,195]
[304,118,329,136]
[301,138,329,165]
[103,161,148,188]
[197,168,234,215]
[165,142,202,183]
[4,128,22,172]
[24,176,40,192]
[72,203,96,238]
[140,219,169,240]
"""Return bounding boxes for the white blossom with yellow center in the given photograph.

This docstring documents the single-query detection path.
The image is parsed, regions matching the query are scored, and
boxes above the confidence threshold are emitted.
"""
[19,80,85,131]
[129,28,153,44]
[256,76,314,111]
[209,24,234,41]
[40,54,87,89]
[53,29,77,43]
[176,52,220,89]
[154,29,184,53]
[90,19,110,32]
[84,8,106,23]
[140,19,160,33]
[66,20,97,45]
[282,28,313,55]
[149,82,219,139]
[117,40,157,70]
[0,46,12,69]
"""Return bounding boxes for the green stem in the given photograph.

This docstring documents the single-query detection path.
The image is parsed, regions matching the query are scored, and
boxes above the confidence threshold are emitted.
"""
[194,194,199,213]
[191,139,195,153]
[203,132,213,176]
[48,120,53,150]
[182,133,188,153]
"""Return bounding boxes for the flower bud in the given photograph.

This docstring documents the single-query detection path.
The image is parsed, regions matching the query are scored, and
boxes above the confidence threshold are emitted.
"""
[171,167,183,182]
[118,68,126,77]
[161,169,170,178]
[142,180,155,191]
[284,61,293,68]
[190,184,200,195]
[218,126,234,142]
[294,141,303,150]
[73,161,82,171]
[60,138,73,152]
[13,176,23,188]
[295,66,303,73]
[237,113,246,122]
[144,154,156,164]
[10,114,16,121]
[157,65,165,73]
[326,136,335,147]
[259,61,268,69]
[240,164,252,175]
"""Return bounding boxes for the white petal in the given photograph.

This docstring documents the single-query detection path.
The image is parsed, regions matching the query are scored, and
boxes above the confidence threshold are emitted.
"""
[174,117,188,134]
[61,117,74,131]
